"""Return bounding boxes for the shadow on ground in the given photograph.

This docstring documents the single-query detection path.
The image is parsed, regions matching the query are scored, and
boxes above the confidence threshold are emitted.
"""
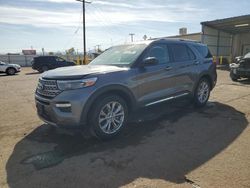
[25,72,40,75]
[0,74,18,77]
[6,100,248,188]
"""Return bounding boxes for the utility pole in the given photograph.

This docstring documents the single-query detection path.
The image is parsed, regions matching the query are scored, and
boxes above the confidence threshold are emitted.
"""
[42,48,45,56]
[129,33,135,42]
[76,0,91,65]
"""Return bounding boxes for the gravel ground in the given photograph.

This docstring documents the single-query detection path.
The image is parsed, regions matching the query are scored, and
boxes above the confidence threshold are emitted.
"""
[0,68,250,188]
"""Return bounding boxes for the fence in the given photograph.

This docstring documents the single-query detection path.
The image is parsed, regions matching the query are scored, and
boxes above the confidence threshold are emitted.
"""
[0,54,93,67]
[0,55,36,67]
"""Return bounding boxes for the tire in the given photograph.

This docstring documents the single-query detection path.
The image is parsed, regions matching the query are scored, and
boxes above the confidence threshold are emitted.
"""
[89,95,128,140]
[39,66,49,73]
[193,78,211,107]
[230,70,239,82]
[6,67,16,75]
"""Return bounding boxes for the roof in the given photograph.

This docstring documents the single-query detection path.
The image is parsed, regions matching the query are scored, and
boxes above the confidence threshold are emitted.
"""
[149,38,201,44]
[165,32,202,38]
[201,14,250,34]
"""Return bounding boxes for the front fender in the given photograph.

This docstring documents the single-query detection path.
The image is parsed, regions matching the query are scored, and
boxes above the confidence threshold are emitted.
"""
[80,84,137,125]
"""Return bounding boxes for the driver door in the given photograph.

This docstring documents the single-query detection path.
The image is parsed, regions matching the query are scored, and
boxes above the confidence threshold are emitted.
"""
[135,44,178,106]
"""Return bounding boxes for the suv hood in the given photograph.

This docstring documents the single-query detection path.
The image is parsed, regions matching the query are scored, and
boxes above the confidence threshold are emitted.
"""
[42,65,129,80]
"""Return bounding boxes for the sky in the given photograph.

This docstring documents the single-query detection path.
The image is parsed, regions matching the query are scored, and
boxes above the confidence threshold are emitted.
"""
[0,0,249,54]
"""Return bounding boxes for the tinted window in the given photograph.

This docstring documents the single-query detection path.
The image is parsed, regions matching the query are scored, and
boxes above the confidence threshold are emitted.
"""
[194,45,212,58]
[56,57,65,62]
[187,47,196,60]
[145,44,170,64]
[169,44,195,62]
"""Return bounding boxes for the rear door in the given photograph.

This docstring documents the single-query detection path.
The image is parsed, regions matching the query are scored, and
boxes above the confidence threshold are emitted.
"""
[167,43,198,94]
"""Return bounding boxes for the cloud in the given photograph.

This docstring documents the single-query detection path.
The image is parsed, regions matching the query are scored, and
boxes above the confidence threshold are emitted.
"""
[93,1,137,8]
[32,0,76,3]
[0,6,80,27]
[0,2,206,29]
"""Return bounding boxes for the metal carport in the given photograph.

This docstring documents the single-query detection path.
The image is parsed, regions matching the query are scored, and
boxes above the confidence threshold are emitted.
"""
[201,14,250,63]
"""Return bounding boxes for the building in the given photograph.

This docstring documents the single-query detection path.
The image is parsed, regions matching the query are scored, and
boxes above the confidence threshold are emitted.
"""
[201,14,250,62]
[164,14,250,63]
[167,32,202,42]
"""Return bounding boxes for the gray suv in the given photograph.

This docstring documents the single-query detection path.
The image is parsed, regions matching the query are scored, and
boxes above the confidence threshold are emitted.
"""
[35,39,217,139]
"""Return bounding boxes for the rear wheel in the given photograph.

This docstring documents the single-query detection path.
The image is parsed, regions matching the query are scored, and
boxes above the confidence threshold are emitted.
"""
[6,68,16,75]
[193,78,211,107]
[89,95,128,140]
[39,66,49,73]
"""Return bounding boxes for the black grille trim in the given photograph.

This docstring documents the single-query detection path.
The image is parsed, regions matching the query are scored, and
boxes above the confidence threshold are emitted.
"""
[36,78,61,98]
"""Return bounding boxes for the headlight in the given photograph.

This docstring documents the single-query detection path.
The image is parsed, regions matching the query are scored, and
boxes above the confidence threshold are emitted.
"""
[57,77,98,90]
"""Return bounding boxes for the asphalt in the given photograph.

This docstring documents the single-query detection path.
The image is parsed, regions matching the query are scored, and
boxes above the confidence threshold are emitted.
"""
[0,68,250,188]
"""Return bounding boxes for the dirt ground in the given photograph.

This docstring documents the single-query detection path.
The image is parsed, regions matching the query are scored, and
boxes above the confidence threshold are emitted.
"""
[0,68,250,188]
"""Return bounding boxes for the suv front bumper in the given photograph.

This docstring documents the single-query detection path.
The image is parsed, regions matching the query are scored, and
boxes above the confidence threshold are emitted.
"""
[232,68,250,77]
[35,88,93,128]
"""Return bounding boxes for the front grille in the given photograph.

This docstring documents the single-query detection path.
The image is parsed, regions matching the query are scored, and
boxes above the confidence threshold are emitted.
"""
[36,78,61,98]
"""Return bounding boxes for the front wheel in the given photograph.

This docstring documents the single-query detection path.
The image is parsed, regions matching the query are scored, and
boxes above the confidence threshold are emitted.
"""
[89,95,128,140]
[6,68,16,75]
[193,78,211,107]
[39,66,49,73]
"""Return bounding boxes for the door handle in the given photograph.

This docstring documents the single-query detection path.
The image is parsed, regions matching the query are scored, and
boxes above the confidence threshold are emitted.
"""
[165,66,172,71]
[194,61,200,65]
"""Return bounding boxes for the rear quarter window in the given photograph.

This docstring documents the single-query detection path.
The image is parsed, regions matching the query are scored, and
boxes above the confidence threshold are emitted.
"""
[169,44,196,62]
[194,45,212,58]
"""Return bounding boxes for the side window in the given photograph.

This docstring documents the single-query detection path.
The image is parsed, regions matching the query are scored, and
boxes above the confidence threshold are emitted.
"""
[169,44,195,62]
[56,57,65,62]
[187,47,196,60]
[145,44,170,64]
[194,45,212,58]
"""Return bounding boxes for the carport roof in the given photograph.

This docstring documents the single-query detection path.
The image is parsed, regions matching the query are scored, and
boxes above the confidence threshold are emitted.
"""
[201,14,250,34]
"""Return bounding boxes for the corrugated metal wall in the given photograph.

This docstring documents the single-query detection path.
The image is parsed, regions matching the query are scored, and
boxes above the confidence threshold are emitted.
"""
[202,26,232,61]
[0,55,36,67]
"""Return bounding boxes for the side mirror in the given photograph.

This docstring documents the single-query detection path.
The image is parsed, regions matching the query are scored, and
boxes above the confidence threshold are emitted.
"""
[141,57,159,67]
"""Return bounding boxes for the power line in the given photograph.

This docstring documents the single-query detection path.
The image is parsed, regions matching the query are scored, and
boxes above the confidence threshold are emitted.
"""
[62,8,83,50]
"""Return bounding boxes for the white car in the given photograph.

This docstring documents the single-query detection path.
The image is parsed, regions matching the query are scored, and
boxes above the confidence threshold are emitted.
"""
[0,61,21,75]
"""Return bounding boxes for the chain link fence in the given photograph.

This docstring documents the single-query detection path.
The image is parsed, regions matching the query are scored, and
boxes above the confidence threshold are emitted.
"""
[0,54,95,67]
[0,55,36,67]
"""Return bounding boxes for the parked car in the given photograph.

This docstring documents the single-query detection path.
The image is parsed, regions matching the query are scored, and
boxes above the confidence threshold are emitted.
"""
[0,61,21,75]
[230,52,250,81]
[32,56,75,73]
[35,39,217,139]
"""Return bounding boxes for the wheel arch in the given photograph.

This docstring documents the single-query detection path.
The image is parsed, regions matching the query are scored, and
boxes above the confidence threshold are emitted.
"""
[200,74,213,89]
[192,73,213,96]
[6,66,17,73]
[80,84,137,126]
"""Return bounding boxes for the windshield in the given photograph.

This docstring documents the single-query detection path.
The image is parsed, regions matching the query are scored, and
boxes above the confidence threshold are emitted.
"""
[90,44,147,66]
[244,52,250,59]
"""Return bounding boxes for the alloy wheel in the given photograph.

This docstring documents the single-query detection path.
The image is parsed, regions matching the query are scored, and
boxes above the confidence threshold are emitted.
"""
[197,81,209,104]
[98,101,125,134]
